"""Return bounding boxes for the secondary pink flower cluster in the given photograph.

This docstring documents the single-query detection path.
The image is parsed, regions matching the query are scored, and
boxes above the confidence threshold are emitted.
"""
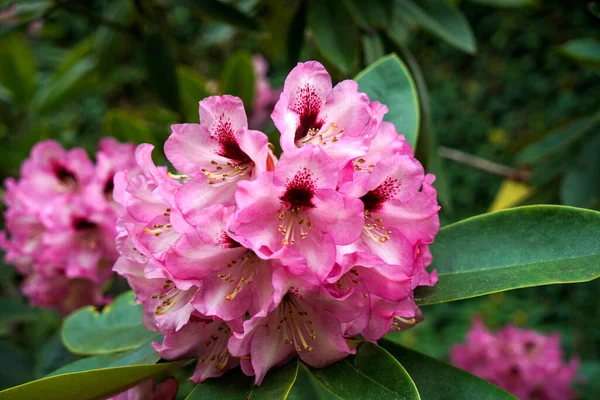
[249,55,281,128]
[114,61,440,384]
[108,377,177,400]
[0,138,137,314]
[451,320,581,400]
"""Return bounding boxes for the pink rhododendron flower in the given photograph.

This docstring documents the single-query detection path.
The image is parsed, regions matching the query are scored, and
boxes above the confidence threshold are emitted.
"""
[451,320,582,400]
[0,138,137,314]
[249,55,281,129]
[113,61,439,385]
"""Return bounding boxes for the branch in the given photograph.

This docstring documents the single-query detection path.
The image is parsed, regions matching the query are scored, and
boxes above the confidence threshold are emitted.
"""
[438,146,530,182]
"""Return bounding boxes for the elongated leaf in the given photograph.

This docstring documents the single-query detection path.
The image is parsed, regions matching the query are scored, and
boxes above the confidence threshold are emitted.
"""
[415,206,600,305]
[380,340,516,400]
[397,45,452,211]
[102,109,156,145]
[343,0,392,30]
[62,291,159,355]
[488,180,535,212]
[560,133,600,209]
[30,57,98,114]
[48,343,160,377]
[0,32,37,105]
[173,0,260,31]
[186,359,299,399]
[287,0,307,66]
[557,38,600,70]
[397,0,476,54]
[144,30,181,112]
[219,51,255,111]
[362,33,385,66]
[0,342,34,390]
[308,0,359,75]
[355,54,420,148]
[310,342,420,400]
[517,114,600,166]
[177,65,211,121]
[0,361,185,400]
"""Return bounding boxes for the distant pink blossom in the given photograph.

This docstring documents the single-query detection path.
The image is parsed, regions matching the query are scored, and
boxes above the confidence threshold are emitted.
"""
[249,55,281,129]
[451,320,582,400]
[0,138,136,314]
[108,377,178,400]
[113,61,440,385]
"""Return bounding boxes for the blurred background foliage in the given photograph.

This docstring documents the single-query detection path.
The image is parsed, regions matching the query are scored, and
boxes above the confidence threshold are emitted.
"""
[0,0,599,397]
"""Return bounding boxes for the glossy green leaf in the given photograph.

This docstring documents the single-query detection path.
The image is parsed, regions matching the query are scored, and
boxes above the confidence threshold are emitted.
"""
[220,51,256,112]
[177,66,211,121]
[415,206,600,305]
[102,109,156,145]
[560,133,600,209]
[0,341,34,390]
[517,114,600,166]
[399,45,452,212]
[30,57,98,114]
[186,358,299,399]
[310,342,420,400]
[144,30,181,112]
[48,343,160,377]
[308,0,359,75]
[173,0,260,31]
[62,291,159,355]
[0,32,37,105]
[397,0,476,54]
[557,38,600,70]
[34,333,78,379]
[355,54,420,148]
[0,361,185,400]
[380,340,516,399]
[289,364,339,400]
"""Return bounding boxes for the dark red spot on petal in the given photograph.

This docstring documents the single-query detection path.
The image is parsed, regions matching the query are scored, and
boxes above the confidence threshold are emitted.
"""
[103,175,115,199]
[360,176,400,212]
[54,165,77,185]
[280,168,316,209]
[74,218,97,231]
[292,84,324,142]
[220,232,242,248]
[213,115,251,163]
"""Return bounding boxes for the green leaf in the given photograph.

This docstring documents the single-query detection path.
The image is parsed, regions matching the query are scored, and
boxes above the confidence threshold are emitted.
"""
[380,340,517,400]
[466,0,537,7]
[560,133,600,209]
[144,30,181,113]
[289,364,339,400]
[0,341,34,390]
[397,0,476,54]
[309,341,420,400]
[30,57,99,114]
[0,299,39,325]
[48,343,160,377]
[102,109,156,145]
[173,0,260,31]
[415,205,600,305]
[0,361,185,400]
[186,358,299,399]
[287,0,307,67]
[343,0,392,30]
[355,54,420,148]
[177,66,211,121]
[62,291,160,355]
[219,51,256,112]
[517,114,600,166]
[557,38,600,70]
[95,0,134,73]
[361,33,385,66]
[308,0,359,75]
[0,32,37,105]
[398,45,452,212]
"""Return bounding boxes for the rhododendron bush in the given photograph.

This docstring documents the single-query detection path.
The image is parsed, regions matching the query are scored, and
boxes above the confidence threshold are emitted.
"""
[1,52,599,399]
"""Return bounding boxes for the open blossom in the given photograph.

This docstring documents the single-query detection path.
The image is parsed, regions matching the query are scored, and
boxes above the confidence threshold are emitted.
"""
[451,320,582,400]
[113,60,439,385]
[0,138,136,314]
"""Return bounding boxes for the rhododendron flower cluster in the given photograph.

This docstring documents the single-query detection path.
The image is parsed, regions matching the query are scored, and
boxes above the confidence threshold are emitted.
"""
[0,138,137,314]
[451,320,582,400]
[108,377,177,400]
[249,55,282,128]
[114,61,440,384]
